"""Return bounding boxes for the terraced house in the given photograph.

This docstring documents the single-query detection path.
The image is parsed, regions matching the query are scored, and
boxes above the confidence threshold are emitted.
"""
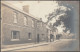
[1,1,54,47]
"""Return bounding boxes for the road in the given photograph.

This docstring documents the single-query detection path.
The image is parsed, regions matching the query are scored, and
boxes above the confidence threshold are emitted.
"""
[15,39,79,51]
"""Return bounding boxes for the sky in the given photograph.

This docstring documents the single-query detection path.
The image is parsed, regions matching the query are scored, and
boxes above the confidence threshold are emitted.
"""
[5,1,59,22]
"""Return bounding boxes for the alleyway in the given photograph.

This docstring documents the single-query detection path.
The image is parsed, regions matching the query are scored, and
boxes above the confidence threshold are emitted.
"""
[15,39,79,51]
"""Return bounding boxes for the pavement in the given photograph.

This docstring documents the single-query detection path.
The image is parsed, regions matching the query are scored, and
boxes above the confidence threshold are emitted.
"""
[1,41,50,51]
[15,39,79,51]
[1,39,79,51]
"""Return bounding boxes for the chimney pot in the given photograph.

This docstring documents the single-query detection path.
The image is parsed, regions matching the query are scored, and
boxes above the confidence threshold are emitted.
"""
[40,18,42,21]
[23,5,29,13]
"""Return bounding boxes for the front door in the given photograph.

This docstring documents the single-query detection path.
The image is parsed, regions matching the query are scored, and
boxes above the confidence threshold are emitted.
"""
[50,34,54,42]
[37,34,39,43]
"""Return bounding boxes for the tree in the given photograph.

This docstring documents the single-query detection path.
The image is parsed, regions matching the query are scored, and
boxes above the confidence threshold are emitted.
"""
[46,1,74,34]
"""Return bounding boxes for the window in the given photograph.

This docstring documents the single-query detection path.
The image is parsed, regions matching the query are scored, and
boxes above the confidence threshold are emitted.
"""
[28,33,32,40]
[37,22,39,27]
[24,16,28,25]
[11,31,20,41]
[50,30,52,34]
[37,21,40,28]
[32,20,34,27]
[13,12,17,23]
[37,22,43,27]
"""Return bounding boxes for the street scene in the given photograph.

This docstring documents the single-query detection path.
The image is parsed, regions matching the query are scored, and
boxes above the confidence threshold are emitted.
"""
[1,0,79,52]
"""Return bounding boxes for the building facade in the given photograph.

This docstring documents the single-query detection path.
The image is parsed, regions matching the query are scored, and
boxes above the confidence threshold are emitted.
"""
[1,2,49,45]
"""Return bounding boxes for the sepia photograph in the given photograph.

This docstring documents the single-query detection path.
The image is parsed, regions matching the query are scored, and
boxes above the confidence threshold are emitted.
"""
[1,0,80,52]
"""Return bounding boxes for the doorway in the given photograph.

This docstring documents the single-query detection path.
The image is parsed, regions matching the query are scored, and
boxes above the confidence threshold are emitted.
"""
[37,34,39,43]
[50,34,54,42]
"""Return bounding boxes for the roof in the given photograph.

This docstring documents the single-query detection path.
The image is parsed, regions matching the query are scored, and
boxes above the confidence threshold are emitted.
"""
[1,1,41,21]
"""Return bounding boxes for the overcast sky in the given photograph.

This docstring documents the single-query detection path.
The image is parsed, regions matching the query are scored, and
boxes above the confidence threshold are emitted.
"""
[5,1,59,22]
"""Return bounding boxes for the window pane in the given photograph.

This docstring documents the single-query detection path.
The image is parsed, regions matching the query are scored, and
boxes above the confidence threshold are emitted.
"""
[11,31,19,39]
[32,20,34,27]
[37,22,40,27]
[28,33,31,39]
[24,16,28,25]
[13,31,17,39]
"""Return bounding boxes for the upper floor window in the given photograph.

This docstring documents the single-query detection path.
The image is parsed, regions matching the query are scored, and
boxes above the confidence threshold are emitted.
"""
[13,12,17,23]
[37,21,41,28]
[37,22,39,28]
[24,16,28,26]
[50,30,52,34]
[32,20,34,27]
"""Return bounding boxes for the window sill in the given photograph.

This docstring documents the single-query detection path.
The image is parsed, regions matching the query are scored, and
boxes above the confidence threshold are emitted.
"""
[24,25,28,26]
[13,22,17,24]
[28,39,32,40]
[32,26,35,28]
[11,39,19,41]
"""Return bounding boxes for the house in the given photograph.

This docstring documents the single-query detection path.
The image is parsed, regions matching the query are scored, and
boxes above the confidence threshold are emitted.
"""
[1,1,49,46]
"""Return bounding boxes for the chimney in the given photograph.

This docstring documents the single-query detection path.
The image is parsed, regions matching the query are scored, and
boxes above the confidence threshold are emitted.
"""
[23,5,29,13]
[40,18,42,21]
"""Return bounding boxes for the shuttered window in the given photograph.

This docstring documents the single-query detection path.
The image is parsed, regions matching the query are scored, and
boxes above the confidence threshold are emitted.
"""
[13,12,17,23]
[32,20,34,27]
[24,16,28,26]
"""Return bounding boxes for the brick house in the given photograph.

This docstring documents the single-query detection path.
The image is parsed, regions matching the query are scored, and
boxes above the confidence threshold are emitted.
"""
[1,1,49,46]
